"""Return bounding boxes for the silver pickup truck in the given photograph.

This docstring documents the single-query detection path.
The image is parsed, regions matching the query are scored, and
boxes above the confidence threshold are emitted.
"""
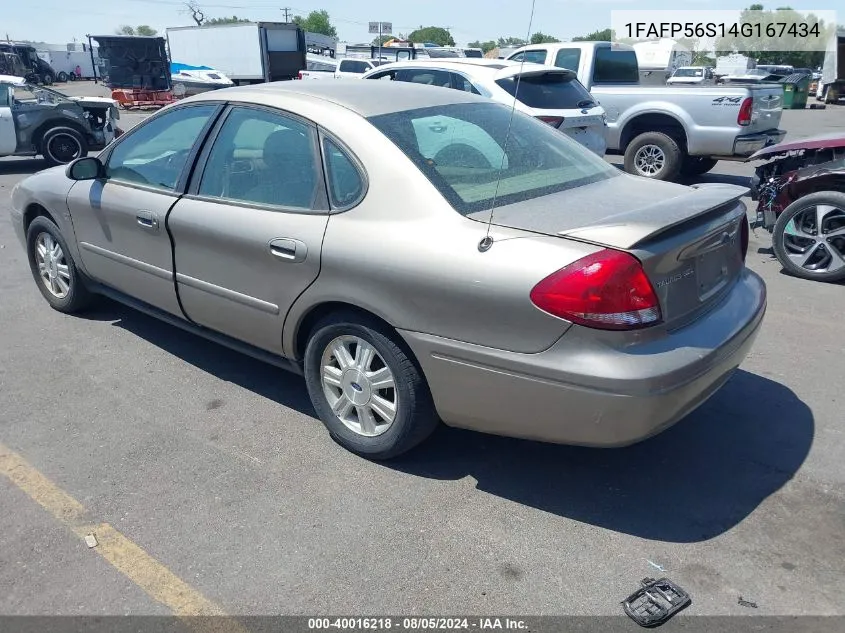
[506,41,786,181]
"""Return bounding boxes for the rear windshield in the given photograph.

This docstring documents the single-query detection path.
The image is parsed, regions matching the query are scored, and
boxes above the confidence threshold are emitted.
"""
[592,48,639,84]
[368,102,618,215]
[495,74,596,109]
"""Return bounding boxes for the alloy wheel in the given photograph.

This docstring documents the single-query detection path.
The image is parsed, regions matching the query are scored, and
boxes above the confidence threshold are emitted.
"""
[320,335,398,437]
[34,233,72,299]
[634,144,666,176]
[781,204,845,274]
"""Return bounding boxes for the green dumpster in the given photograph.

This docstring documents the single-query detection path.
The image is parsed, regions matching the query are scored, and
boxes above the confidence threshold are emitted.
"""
[780,73,811,109]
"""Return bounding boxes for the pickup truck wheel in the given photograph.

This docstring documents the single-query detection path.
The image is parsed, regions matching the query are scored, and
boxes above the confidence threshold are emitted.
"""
[304,312,439,460]
[26,216,93,313]
[624,132,682,181]
[772,191,845,283]
[680,157,718,177]
[41,127,88,166]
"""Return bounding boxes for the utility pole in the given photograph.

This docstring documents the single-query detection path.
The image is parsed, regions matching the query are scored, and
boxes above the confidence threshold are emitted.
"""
[281,7,291,22]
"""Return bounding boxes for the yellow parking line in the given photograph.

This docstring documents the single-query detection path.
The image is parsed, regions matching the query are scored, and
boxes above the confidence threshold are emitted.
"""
[0,442,247,631]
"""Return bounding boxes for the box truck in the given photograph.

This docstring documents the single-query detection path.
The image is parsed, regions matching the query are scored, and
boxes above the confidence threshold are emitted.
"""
[166,22,306,85]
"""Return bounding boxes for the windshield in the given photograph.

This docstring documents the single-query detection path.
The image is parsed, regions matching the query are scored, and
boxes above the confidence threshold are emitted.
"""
[368,102,618,215]
[673,68,703,77]
[12,83,73,105]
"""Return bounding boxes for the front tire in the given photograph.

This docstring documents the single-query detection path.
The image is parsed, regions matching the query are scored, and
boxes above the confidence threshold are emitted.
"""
[57,71,68,83]
[41,127,88,166]
[772,191,845,282]
[26,216,94,313]
[624,131,683,181]
[304,313,439,460]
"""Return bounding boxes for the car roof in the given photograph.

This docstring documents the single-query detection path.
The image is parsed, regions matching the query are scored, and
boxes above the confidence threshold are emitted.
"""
[182,79,487,117]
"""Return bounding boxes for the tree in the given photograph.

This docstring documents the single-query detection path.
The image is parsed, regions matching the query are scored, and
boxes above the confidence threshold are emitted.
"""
[573,28,612,41]
[185,1,205,26]
[468,40,497,54]
[407,26,454,46]
[497,36,526,47]
[292,10,337,38]
[530,32,559,44]
[206,16,250,25]
[715,5,832,68]
[115,25,157,36]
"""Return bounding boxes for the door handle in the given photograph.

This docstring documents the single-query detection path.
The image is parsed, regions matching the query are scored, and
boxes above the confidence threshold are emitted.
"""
[269,238,307,263]
[136,211,159,231]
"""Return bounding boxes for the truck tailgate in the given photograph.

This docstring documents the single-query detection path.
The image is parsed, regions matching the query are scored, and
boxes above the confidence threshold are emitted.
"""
[745,85,783,134]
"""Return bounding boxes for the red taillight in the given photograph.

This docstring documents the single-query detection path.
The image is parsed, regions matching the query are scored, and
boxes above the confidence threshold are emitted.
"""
[530,249,662,330]
[737,97,753,126]
[536,115,564,127]
[740,215,749,262]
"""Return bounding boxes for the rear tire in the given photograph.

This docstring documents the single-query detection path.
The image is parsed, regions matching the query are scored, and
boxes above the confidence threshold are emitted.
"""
[26,216,94,313]
[57,71,68,83]
[772,191,845,283]
[303,312,439,460]
[680,156,718,177]
[41,127,88,166]
[624,131,683,181]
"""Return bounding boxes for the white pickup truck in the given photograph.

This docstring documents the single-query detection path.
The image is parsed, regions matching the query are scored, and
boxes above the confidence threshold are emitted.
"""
[507,41,786,180]
[297,56,386,80]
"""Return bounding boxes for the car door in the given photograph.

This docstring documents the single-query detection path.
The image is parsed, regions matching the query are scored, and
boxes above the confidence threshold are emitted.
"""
[167,105,333,354]
[0,83,16,154]
[65,103,221,316]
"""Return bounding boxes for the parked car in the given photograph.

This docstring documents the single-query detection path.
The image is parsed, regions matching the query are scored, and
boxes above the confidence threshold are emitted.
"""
[666,66,713,86]
[298,56,387,80]
[749,133,845,282]
[361,58,608,156]
[10,81,766,459]
[505,41,786,181]
[0,74,120,165]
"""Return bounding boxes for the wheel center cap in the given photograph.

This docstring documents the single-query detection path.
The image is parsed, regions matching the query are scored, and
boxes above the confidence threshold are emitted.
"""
[341,369,371,406]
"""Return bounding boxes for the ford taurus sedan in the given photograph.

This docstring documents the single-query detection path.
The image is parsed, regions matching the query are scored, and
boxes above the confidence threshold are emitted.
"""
[10,81,766,459]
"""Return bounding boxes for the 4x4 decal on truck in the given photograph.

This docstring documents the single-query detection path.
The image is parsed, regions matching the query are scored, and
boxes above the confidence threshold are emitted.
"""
[712,96,743,105]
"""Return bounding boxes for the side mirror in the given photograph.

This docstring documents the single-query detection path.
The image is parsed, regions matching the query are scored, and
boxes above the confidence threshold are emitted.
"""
[66,156,104,181]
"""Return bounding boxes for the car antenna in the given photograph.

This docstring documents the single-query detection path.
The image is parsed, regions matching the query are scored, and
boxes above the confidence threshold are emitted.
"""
[479,0,536,253]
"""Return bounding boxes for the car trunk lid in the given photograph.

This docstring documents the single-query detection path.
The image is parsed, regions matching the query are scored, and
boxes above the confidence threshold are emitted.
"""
[468,176,750,328]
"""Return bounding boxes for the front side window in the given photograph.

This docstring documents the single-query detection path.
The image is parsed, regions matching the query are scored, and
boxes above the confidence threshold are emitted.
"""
[369,102,618,216]
[198,106,319,209]
[105,104,217,190]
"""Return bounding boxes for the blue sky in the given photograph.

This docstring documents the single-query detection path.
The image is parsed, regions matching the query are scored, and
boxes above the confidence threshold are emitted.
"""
[4,0,841,46]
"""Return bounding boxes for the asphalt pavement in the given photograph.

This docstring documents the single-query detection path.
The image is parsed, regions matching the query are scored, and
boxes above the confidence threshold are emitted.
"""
[0,86,843,619]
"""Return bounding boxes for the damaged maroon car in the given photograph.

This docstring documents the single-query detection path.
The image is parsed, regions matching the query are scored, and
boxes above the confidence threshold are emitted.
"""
[750,133,845,282]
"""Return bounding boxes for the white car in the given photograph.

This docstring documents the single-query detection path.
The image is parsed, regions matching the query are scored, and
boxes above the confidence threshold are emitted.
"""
[666,66,713,86]
[299,56,387,80]
[360,59,608,156]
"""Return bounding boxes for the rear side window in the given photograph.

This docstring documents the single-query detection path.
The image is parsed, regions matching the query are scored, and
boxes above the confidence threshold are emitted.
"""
[592,48,639,84]
[323,138,364,209]
[339,60,369,73]
[496,74,595,109]
[307,60,336,72]
[452,73,482,94]
[553,48,581,71]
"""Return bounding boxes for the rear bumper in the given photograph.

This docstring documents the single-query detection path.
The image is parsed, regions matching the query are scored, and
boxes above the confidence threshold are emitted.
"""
[399,269,767,447]
[733,129,787,156]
